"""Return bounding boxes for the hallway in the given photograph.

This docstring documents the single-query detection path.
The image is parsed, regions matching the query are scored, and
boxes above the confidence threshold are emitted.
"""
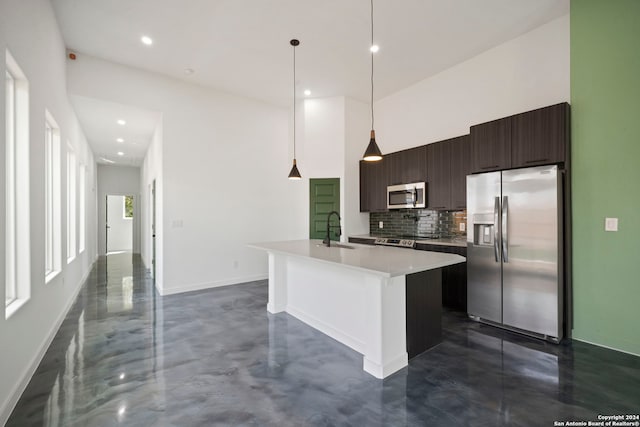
[7,254,640,426]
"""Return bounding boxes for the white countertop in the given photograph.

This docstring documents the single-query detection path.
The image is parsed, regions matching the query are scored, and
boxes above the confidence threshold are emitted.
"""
[249,239,465,278]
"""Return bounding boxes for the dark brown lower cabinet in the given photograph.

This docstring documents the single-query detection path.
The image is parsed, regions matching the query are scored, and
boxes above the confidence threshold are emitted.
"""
[406,269,442,359]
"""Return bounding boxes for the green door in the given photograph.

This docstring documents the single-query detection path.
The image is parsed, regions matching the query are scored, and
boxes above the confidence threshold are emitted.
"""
[309,178,340,241]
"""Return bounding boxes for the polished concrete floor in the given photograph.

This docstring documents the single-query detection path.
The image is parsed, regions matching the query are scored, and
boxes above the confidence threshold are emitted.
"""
[7,253,640,426]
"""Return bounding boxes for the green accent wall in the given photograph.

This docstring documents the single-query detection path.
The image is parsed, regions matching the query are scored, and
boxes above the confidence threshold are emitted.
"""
[571,0,640,355]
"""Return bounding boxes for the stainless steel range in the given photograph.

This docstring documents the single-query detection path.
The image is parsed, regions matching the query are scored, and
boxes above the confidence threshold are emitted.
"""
[373,238,416,248]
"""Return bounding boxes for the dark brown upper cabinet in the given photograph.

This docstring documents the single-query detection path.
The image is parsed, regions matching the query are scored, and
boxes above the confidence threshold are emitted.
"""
[427,135,470,210]
[470,102,569,173]
[359,159,388,212]
[386,146,427,186]
[470,117,511,173]
[426,140,451,209]
[449,135,471,209]
[511,103,569,168]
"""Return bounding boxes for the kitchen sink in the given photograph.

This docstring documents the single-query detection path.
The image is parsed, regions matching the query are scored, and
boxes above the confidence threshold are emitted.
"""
[316,243,356,250]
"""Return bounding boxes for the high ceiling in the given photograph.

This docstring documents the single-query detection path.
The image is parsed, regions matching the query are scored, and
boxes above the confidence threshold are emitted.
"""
[51,0,569,165]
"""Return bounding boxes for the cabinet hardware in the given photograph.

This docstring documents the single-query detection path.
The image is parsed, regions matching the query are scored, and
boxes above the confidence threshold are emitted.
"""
[524,158,549,164]
[480,165,499,169]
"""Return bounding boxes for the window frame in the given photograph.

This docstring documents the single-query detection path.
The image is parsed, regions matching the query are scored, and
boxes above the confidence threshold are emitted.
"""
[66,146,77,264]
[5,69,17,307]
[78,164,86,254]
[45,110,62,282]
[5,49,31,318]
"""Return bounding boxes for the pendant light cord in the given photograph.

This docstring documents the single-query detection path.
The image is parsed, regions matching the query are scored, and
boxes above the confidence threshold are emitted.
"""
[293,42,296,159]
[370,0,375,130]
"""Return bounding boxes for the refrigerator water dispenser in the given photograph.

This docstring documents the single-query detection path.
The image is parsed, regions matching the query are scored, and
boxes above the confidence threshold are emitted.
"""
[472,213,495,247]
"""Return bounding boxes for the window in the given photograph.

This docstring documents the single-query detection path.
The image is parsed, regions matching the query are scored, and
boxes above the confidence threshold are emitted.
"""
[123,195,133,219]
[66,147,76,263]
[5,69,16,306]
[5,50,31,317]
[45,111,62,281]
[79,164,86,253]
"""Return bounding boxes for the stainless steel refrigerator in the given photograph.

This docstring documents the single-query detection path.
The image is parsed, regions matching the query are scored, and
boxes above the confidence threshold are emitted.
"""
[467,165,564,341]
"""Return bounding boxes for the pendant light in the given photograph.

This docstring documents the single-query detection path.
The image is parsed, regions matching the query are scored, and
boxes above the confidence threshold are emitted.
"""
[363,0,383,162]
[288,39,302,180]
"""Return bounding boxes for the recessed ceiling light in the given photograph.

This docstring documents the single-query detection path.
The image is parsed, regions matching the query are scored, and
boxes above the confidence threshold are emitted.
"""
[184,68,195,75]
[117,119,126,126]
[370,44,379,53]
[304,89,311,96]
[116,138,124,143]
[117,151,124,156]
[141,36,153,45]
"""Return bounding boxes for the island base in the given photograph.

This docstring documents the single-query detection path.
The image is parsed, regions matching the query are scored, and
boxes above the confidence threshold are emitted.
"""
[266,253,443,379]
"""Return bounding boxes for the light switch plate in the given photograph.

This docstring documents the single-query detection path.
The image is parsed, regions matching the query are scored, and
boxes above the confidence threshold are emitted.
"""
[605,217,618,232]
[379,221,384,229]
[459,222,466,232]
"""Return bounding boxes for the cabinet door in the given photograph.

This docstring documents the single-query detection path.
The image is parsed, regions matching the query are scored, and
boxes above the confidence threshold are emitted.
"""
[426,141,451,209]
[470,117,511,173]
[385,151,403,186]
[359,159,388,212]
[386,146,427,185]
[449,135,471,209]
[511,103,569,168]
[402,145,427,184]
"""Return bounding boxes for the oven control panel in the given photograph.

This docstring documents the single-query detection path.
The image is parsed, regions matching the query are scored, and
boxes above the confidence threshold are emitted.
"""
[373,238,416,248]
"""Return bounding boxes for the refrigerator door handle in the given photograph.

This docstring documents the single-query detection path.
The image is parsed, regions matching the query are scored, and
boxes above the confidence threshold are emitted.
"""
[494,196,500,262]
[502,195,509,263]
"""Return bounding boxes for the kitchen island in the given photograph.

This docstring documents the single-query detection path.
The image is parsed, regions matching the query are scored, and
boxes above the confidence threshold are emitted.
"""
[249,240,465,379]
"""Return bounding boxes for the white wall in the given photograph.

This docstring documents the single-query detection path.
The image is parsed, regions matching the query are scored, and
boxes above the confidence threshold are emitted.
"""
[68,55,307,295]
[97,165,140,255]
[106,195,133,252]
[344,97,370,237]
[140,121,163,286]
[375,15,570,153]
[0,0,98,423]
[300,96,370,239]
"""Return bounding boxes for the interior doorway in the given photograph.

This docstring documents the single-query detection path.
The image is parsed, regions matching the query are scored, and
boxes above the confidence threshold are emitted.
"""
[151,179,156,280]
[106,194,134,254]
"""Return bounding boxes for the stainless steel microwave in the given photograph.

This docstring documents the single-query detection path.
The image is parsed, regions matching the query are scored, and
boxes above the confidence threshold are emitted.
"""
[387,182,426,209]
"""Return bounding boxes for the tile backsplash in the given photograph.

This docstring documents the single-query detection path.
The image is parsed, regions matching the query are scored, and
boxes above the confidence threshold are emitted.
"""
[370,209,467,238]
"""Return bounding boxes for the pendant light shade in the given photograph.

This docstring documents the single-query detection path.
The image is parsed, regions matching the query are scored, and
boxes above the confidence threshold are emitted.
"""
[364,130,382,161]
[288,39,302,180]
[288,159,301,180]
[363,0,383,162]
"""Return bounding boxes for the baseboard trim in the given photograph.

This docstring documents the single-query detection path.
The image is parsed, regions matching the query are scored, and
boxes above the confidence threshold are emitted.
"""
[159,274,268,296]
[572,337,640,358]
[0,258,97,426]
[286,305,366,354]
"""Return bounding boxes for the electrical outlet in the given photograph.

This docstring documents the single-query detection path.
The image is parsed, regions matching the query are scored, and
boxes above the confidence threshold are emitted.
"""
[459,222,466,232]
[605,217,618,232]
[379,221,383,229]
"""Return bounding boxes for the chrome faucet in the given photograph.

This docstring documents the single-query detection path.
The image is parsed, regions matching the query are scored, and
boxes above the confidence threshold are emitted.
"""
[323,211,342,247]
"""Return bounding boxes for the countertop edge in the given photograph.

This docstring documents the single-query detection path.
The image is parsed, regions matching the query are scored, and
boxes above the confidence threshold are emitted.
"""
[248,241,465,278]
